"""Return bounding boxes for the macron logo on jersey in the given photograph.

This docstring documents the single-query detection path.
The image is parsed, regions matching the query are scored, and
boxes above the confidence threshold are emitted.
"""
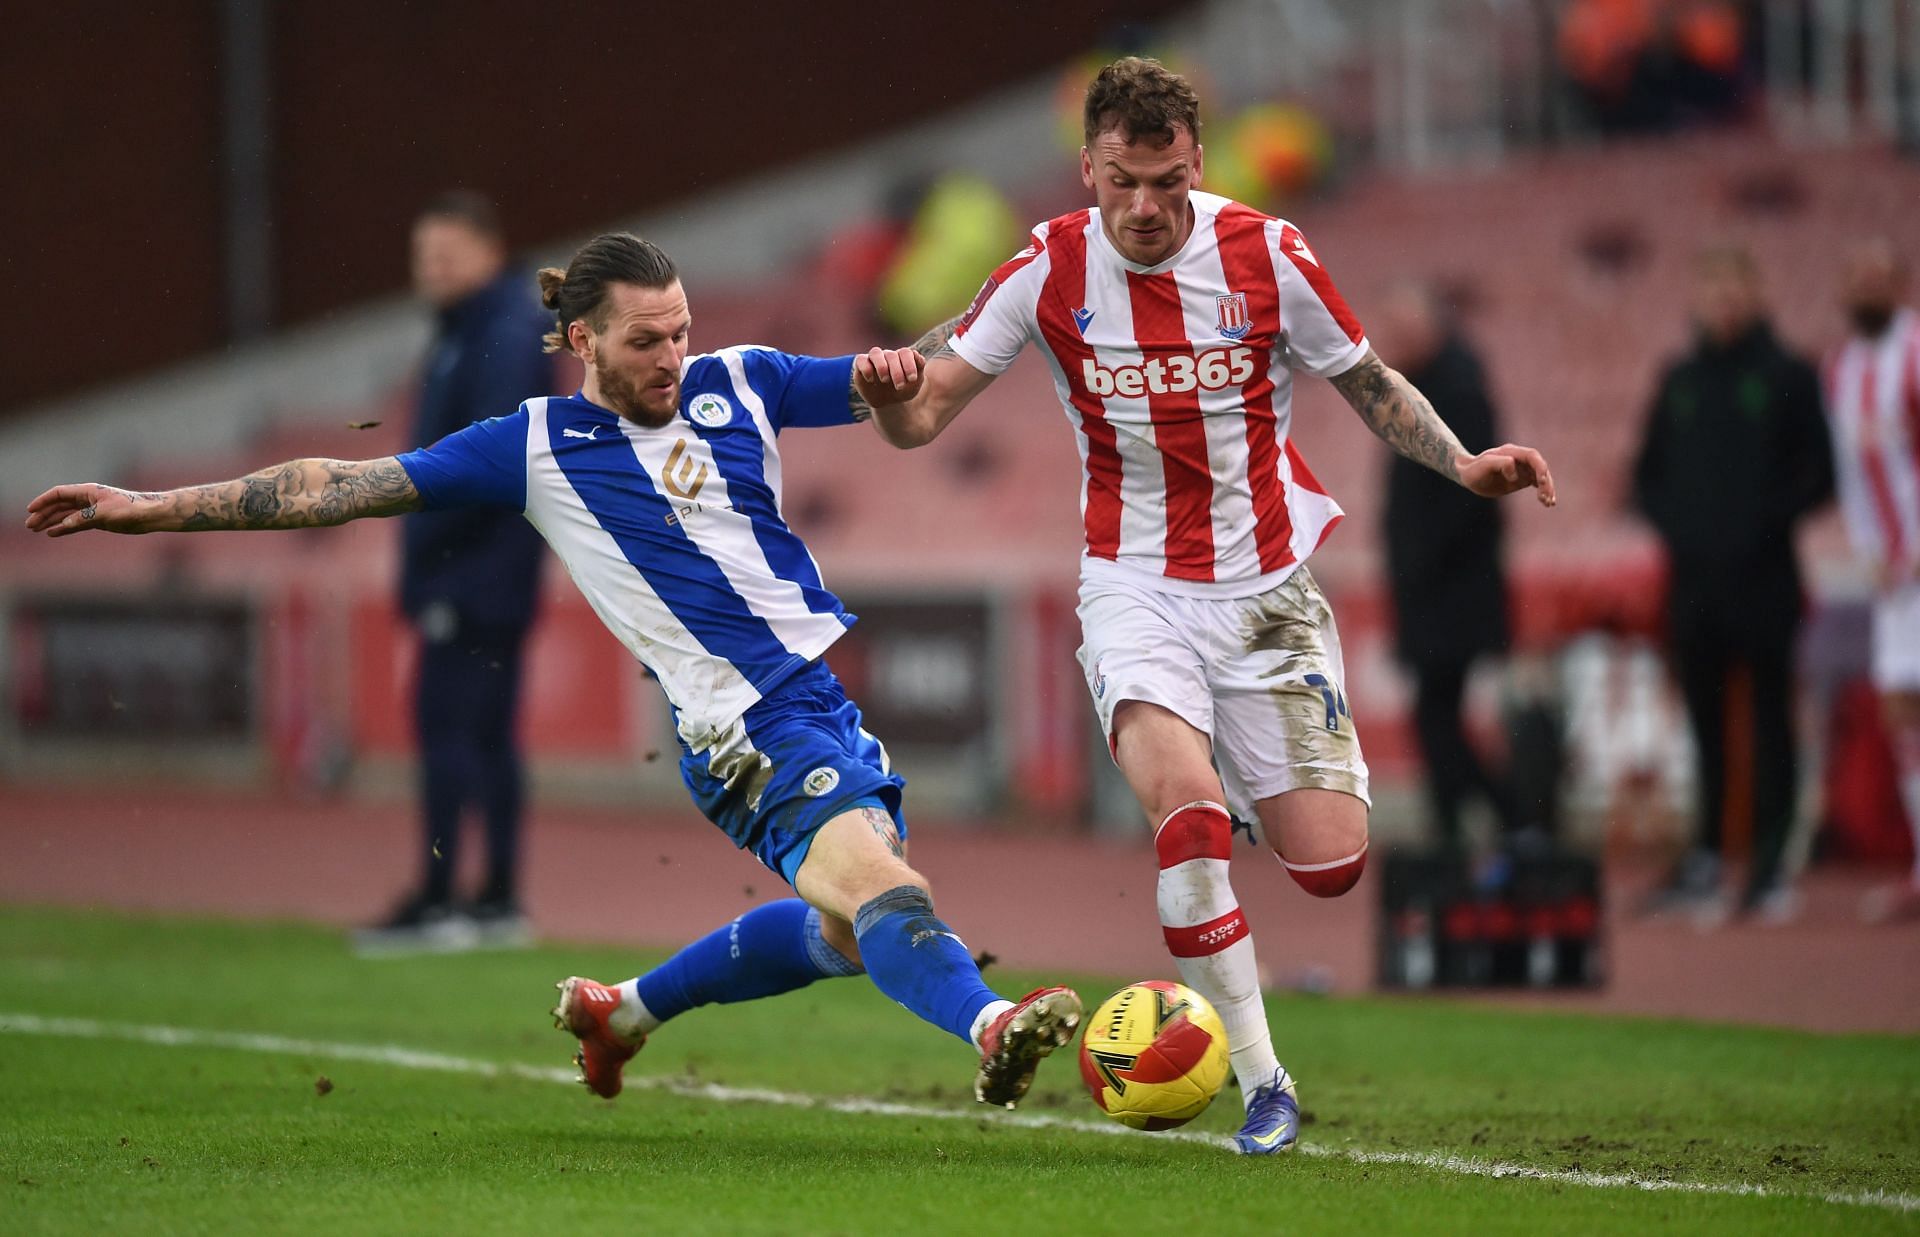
[1073,307,1096,335]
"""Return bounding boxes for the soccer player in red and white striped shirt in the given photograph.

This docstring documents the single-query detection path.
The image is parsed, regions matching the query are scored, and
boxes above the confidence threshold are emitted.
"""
[1827,239,1920,922]
[860,58,1555,1153]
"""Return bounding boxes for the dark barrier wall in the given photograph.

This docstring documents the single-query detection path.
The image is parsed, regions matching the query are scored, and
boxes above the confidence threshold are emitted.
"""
[2,6,225,409]
[3,1,1183,414]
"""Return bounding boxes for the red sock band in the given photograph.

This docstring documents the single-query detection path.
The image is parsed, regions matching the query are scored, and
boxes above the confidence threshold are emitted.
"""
[1155,801,1233,868]
[1163,907,1250,957]
[1281,842,1368,898]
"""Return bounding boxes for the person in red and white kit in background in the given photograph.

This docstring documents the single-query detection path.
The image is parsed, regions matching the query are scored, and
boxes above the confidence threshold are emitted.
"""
[859,58,1556,1154]
[1826,238,1920,923]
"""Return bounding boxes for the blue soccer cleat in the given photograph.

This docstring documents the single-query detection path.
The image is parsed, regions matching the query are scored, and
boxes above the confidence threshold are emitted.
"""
[1233,1071,1301,1155]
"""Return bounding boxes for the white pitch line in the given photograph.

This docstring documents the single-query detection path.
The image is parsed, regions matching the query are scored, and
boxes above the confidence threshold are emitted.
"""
[1,1012,1913,1215]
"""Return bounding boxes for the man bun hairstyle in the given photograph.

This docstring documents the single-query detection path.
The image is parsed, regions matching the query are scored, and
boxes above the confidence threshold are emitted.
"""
[1084,56,1202,148]
[537,232,678,354]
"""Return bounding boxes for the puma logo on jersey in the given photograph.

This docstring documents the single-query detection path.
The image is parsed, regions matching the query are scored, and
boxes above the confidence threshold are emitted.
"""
[1080,346,1257,398]
[562,426,602,440]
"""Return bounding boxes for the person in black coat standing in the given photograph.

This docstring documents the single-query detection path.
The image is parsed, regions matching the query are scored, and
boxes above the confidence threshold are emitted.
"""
[1632,245,1833,920]
[1376,283,1516,849]
[362,192,553,949]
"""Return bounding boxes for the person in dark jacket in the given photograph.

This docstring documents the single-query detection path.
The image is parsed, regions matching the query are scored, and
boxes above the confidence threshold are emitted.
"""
[1632,245,1834,920]
[361,192,553,949]
[1376,283,1516,849]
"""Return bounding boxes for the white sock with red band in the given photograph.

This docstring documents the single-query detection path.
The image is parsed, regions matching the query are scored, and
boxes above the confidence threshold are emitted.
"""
[1155,800,1283,1103]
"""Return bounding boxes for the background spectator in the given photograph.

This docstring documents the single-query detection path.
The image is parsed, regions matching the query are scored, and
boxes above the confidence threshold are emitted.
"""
[1632,244,1833,921]
[357,192,555,952]
[1375,281,1518,852]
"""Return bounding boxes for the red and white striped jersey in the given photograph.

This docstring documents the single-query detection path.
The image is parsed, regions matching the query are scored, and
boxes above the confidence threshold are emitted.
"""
[949,190,1369,597]
[1825,308,1920,577]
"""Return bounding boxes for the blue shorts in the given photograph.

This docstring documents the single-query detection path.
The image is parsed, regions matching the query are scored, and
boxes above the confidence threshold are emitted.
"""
[679,659,907,886]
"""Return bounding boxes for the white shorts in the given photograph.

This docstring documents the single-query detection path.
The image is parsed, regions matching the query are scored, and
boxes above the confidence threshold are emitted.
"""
[1874,582,1920,691]
[1075,562,1371,820]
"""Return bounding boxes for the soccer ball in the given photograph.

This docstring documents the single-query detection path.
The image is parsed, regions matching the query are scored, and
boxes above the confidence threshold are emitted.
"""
[1078,980,1230,1130]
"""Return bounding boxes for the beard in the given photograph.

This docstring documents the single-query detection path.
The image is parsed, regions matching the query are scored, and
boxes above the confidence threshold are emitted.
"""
[594,356,679,427]
[1849,303,1896,337]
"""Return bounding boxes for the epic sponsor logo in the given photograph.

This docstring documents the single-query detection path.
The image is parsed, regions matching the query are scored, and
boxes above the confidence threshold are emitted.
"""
[1080,346,1257,398]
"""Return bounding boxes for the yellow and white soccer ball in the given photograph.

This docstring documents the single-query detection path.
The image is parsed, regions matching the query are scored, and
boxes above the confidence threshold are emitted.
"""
[1078,980,1230,1130]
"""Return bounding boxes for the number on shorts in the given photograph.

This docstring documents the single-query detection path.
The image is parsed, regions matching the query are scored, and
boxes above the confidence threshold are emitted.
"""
[1303,673,1349,733]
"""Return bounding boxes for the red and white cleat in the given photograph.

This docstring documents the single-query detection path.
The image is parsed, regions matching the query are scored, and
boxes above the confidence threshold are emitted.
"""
[551,976,643,1098]
[974,986,1082,1109]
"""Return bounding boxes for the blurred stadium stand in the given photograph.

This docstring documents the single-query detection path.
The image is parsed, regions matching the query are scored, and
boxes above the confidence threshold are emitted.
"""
[4,0,1918,861]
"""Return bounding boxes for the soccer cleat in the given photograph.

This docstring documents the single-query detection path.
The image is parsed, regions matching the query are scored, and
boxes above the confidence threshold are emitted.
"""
[551,976,644,1098]
[974,986,1082,1109]
[1233,1072,1301,1155]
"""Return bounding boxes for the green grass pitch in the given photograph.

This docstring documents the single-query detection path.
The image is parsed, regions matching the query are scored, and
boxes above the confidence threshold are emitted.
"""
[0,907,1914,1234]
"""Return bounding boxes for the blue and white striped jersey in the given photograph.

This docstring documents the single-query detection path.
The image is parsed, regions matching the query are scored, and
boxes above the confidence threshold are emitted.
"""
[396,346,859,750]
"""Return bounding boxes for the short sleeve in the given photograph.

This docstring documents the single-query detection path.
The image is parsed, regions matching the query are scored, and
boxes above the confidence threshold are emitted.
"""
[396,409,530,510]
[948,229,1047,377]
[1273,223,1370,379]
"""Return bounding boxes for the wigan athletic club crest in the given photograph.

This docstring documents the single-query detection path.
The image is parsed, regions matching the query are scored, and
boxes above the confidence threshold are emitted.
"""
[688,393,734,428]
[1215,292,1252,341]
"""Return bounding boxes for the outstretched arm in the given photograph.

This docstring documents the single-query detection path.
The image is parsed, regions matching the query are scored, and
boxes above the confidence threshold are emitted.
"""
[858,315,998,448]
[1330,349,1556,506]
[24,457,422,537]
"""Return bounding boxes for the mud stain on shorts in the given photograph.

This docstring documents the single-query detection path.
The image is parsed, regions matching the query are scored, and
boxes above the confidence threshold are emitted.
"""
[1237,568,1362,778]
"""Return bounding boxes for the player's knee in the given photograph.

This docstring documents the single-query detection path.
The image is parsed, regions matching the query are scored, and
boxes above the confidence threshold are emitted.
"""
[817,912,863,968]
[1154,801,1232,867]
[867,863,931,906]
[1281,841,1368,897]
[1277,816,1370,898]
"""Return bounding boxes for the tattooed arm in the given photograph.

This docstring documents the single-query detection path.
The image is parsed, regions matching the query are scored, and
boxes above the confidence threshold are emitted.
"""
[860,314,998,449]
[23,457,423,538]
[1330,349,1557,505]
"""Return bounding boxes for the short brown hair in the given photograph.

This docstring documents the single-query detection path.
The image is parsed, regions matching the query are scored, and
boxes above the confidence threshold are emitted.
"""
[417,189,505,242]
[1083,56,1201,147]
[536,232,678,354]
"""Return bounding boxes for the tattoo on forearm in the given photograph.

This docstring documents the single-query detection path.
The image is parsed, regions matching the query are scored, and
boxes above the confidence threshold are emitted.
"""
[848,374,874,423]
[913,316,961,363]
[170,458,420,531]
[1330,355,1465,483]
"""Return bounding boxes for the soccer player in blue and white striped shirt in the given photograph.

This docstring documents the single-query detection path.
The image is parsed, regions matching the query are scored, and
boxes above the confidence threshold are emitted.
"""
[24,231,1082,1110]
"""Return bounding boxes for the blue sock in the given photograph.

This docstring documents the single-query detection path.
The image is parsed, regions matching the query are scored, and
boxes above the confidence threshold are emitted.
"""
[853,885,1002,1045]
[632,899,862,1025]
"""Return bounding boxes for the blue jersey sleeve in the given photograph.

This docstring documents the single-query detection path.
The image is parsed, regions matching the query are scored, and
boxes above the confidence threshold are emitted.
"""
[396,408,530,510]
[738,349,856,432]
